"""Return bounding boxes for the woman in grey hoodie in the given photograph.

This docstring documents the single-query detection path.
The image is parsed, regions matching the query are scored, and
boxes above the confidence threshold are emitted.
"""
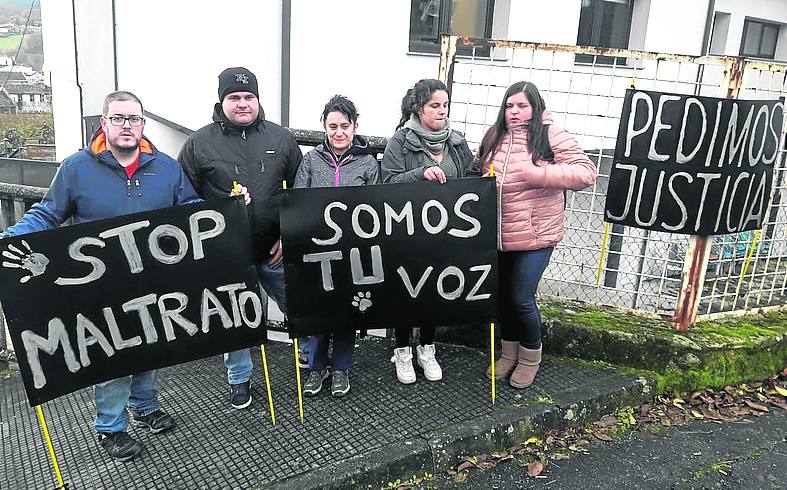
[296,95,381,398]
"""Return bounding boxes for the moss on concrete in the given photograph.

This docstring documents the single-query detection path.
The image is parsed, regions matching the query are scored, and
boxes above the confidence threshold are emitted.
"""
[541,299,786,393]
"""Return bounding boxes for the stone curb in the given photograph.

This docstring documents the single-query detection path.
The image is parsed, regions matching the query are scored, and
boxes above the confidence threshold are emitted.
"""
[267,437,432,490]
[270,373,654,488]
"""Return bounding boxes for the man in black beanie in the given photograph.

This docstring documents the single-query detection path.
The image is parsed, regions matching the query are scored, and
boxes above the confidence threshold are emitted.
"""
[178,67,303,409]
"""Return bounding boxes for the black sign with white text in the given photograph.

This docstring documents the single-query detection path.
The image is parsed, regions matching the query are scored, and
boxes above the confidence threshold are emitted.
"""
[280,179,498,336]
[0,198,265,406]
[605,89,783,235]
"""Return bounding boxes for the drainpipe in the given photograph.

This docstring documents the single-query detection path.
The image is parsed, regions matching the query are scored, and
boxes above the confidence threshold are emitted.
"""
[71,0,85,146]
[693,0,716,97]
[112,0,118,90]
[280,0,291,127]
[700,0,716,55]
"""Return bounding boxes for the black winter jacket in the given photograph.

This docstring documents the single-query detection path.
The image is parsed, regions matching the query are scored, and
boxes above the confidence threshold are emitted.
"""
[178,104,302,262]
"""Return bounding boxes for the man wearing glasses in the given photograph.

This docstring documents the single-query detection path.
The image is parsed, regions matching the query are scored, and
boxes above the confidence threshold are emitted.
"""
[1,91,201,462]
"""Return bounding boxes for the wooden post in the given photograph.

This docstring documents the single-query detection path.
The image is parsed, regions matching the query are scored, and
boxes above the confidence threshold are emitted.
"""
[672,57,745,330]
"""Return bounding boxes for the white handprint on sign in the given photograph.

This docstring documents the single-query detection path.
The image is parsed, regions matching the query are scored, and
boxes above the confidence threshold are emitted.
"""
[351,291,372,312]
[2,240,49,283]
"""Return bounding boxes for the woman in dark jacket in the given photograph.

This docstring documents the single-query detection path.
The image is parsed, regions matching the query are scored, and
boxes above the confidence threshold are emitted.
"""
[381,78,477,385]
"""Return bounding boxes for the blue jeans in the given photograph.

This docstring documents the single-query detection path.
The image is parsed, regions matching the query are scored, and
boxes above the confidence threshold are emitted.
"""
[225,262,302,384]
[94,371,158,433]
[309,332,354,371]
[499,248,554,349]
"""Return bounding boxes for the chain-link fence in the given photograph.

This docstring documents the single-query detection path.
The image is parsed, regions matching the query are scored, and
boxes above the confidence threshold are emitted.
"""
[439,35,787,320]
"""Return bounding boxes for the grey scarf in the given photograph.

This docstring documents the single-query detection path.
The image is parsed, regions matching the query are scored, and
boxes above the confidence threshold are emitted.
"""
[404,114,451,156]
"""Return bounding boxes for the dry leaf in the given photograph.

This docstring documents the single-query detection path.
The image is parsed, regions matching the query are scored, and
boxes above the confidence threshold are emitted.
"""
[724,386,738,395]
[690,410,704,419]
[593,431,614,442]
[595,415,618,428]
[527,461,545,477]
[453,471,468,484]
[744,400,769,412]
[774,386,787,397]
[769,399,787,410]
[457,461,476,472]
[551,453,570,461]
[525,436,540,445]
[701,408,724,421]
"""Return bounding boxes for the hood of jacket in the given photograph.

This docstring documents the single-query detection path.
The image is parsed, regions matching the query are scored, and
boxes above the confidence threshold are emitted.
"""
[212,102,267,135]
[87,127,156,166]
[315,134,377,165]
[507,108,555,133]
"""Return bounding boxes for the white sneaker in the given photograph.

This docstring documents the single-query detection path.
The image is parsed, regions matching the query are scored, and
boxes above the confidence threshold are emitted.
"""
[416,344,443,381]
[391,347,416,384]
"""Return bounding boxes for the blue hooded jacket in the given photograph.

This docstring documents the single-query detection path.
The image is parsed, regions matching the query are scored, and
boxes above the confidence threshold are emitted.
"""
[1,129,199,237]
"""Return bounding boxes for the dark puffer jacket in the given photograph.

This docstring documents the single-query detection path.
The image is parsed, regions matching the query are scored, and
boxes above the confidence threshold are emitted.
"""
[178,104,302,262]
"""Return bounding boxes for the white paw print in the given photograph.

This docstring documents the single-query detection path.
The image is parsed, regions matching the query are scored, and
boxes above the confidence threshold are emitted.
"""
[352,291,372,312]
[2,240,49,283]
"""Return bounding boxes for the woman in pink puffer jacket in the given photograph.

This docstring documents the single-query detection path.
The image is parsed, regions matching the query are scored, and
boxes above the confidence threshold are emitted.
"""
[478,81,597,389]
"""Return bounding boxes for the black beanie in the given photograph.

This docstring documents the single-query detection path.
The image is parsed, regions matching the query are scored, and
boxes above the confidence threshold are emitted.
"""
[217,67,259,102]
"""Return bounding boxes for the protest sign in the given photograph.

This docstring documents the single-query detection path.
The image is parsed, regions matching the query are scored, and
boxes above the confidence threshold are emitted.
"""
[605,89,783,235]
[0,197,265,406]
[280,179,498,336]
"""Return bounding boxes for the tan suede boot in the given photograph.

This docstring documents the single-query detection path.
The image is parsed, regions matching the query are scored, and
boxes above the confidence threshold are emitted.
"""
[485,340,519,380]
[509,346,541,389]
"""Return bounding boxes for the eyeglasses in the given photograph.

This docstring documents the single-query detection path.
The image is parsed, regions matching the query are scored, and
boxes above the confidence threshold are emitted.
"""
[107,115,144,127]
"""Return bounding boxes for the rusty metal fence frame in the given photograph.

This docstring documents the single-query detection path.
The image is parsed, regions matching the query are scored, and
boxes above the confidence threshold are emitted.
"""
[438,35,787,325]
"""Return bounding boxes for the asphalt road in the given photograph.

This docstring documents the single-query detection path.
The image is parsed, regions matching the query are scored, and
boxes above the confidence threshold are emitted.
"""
[432,408,786,489]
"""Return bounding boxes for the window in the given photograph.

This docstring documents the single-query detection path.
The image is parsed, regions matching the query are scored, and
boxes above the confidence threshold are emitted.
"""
[576,0,634,64]
[740,19,779,59]
[409,0,495,56]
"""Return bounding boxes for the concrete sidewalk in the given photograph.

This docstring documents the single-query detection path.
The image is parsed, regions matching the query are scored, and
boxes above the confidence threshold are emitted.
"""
[1,337,652,489]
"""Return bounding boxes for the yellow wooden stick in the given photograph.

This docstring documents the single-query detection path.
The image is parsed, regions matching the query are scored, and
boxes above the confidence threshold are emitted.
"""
[490,323,496,404]
[596,222,611,287]
[735,230,761,296]
[489,162,496,404]
[282,177,302,422]
[36,405,65,489]
[260,345,276,425]
[293,338,305,423]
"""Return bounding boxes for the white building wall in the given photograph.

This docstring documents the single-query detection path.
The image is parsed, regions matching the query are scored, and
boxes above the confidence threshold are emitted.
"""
[288,0,437,137]
[714,0,787,59]
[640,0,709,55]
[40,0,787,162]
[113,0,282,135]
[506,0,582,45]
[41,0,85,160]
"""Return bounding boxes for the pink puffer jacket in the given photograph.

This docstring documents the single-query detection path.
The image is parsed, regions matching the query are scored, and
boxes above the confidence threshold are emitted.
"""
[483,111,597,251]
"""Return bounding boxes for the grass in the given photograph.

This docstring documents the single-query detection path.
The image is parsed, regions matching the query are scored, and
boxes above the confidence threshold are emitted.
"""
[0,34,23,50]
